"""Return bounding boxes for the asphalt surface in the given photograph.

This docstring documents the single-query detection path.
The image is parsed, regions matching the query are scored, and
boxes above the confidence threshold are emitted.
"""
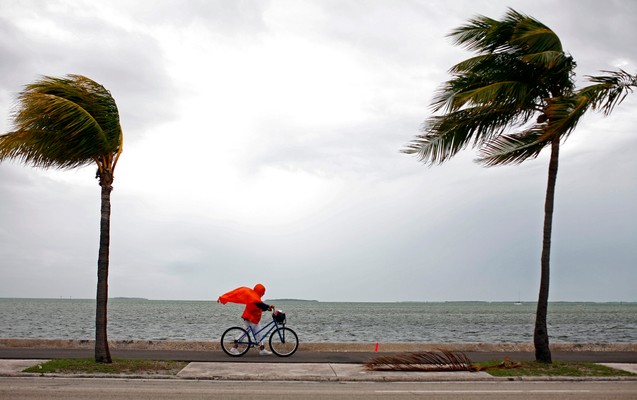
[2,347,637,363]
[4,378,637,400]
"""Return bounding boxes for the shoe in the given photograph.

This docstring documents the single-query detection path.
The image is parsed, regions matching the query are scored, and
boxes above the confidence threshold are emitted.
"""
[259,349,272,356]
[229,347,240,355]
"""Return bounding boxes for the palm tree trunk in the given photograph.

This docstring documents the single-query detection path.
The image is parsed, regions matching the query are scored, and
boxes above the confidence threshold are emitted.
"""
[95,170,113,363]
[534,138,559,363]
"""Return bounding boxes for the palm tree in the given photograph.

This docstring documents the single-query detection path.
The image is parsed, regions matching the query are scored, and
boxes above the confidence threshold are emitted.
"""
[403,9,635,362]
[0,75,123,363]
[476,69,635,362]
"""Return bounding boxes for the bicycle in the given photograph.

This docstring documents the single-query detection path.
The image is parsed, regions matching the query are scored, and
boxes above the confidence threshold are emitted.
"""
[220,310,299,357]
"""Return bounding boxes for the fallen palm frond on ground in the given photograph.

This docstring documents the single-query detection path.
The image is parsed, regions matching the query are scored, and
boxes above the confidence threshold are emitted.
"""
[364,351,635,376]
[364,350,526,372]
[364,349,475,371]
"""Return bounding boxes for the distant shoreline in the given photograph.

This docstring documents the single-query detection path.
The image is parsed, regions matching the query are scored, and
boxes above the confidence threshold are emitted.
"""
[1,298,635,304]
[267,299,319,302]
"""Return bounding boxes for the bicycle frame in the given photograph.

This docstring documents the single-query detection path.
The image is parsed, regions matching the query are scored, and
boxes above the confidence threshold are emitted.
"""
[235,319,287,347]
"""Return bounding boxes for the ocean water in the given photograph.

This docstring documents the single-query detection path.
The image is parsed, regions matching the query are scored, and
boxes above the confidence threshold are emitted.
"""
[0,298,635,343]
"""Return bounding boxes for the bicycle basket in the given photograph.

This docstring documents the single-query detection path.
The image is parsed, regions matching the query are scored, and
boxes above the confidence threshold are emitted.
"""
[273,310,286,323]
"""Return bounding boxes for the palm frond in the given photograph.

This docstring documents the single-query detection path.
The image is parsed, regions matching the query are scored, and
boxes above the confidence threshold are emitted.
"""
[519,50,568,70]
[439,52,570,115]
[449,9,531,55]
[541,94,591,141]
[511,21,562,53]
[432,78,526,113]
[402,121,467,165]
[403,105,532,165]
[449,8,559,56]
[477,127,549,166]
[479,71,635,167]
[435,61,546,113]
[447,16,483,46]
[364,350,474,372]
[583,69,637,114]
[454,81,537,110]
[448,54,494,75]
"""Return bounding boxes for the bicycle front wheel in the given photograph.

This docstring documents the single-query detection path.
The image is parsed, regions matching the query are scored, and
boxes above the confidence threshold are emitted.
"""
[269,327,299,357]
[221,327,251,357]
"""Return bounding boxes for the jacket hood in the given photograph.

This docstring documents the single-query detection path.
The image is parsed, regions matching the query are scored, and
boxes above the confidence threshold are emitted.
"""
[253,283,266,297]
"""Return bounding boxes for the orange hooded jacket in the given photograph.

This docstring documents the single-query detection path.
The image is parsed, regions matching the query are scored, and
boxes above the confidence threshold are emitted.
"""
[218,284,269,324]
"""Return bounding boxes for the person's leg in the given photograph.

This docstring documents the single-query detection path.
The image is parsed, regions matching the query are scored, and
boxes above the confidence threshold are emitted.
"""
[228,320,251,355]
[244,320,271,354]
[243,320,264,345]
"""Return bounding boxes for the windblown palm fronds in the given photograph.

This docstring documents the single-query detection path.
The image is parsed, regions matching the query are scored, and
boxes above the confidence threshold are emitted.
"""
[0,75,122,172]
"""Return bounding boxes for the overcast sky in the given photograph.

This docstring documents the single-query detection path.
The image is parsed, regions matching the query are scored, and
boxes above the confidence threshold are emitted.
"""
[0,0,635,302]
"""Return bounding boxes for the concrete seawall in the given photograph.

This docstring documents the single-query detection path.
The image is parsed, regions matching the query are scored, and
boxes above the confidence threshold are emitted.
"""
[1,338,635,353]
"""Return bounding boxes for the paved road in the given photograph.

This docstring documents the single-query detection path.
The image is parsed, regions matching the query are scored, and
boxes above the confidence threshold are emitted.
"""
[2,377,636,400]
[1,347,637,363]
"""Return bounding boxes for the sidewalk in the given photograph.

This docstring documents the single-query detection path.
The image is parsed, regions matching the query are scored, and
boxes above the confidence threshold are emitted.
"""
[1,359,636,381]
[177,362,491,381]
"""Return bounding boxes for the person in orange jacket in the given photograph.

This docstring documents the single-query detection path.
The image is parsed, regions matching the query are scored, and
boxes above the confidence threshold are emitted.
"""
[218,283,275,355]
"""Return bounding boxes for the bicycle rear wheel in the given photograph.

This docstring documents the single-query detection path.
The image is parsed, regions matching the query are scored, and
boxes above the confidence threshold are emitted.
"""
[269,327,298,357]
[221,327,251,357]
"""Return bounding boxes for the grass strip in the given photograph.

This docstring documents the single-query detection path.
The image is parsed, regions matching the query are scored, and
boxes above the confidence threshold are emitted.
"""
[22,358,634,377]
[477,360,635,377]
[23,358,188,375]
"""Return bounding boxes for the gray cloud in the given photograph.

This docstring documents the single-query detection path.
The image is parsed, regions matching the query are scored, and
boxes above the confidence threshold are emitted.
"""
[0,1,177,138]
